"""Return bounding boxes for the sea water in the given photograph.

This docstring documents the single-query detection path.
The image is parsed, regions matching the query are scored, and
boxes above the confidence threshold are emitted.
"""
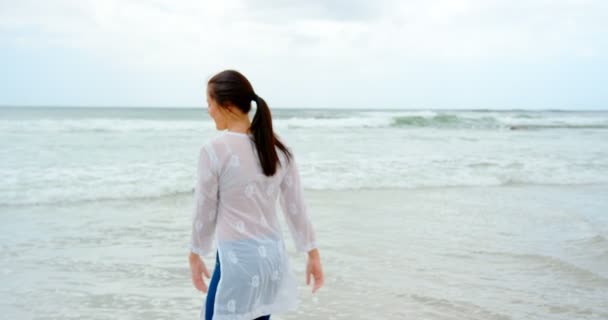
[1,107,607,319]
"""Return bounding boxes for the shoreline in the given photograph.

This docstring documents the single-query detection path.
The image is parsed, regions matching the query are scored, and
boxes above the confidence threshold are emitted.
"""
[1,181,606,319]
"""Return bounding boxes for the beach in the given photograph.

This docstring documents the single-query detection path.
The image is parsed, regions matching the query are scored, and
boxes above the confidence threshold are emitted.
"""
[1,107,607,319]
[2,185,607,319]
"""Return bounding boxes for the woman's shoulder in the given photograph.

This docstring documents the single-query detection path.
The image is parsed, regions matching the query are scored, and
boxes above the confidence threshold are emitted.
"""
[200,132,229,150]
[197,134,227,161]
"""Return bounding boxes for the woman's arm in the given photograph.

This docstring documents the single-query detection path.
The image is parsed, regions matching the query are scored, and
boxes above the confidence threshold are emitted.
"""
[279,152,324,293]
[279,153,317,253]
[189,144,220,256]
[188,144,220,293]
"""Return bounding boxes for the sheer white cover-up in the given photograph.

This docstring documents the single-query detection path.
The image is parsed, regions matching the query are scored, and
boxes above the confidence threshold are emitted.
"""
[189,131,318,320]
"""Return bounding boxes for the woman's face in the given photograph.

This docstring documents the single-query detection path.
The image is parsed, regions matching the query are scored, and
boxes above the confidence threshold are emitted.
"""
[206,86,228,130]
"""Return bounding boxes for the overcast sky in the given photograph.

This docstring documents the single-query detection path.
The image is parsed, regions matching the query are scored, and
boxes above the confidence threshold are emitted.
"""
[1,0,607,109]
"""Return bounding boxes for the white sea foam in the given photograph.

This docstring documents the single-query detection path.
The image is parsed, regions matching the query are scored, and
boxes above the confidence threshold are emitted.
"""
[0,108,607,205]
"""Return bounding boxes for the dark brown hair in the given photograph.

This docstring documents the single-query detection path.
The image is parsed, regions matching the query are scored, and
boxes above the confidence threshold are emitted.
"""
[207,69,292,176]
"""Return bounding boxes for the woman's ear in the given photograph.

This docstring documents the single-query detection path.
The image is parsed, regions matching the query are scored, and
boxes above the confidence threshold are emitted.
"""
[225,104,239,116]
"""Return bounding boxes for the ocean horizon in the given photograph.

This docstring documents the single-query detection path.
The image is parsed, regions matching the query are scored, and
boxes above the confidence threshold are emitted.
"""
[2,105,607,111]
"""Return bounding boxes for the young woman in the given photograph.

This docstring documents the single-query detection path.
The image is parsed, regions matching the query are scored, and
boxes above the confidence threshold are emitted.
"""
[188,70,324,320]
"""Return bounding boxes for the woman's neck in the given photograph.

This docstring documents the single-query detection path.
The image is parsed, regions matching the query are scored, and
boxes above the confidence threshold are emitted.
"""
[226,120,252,134]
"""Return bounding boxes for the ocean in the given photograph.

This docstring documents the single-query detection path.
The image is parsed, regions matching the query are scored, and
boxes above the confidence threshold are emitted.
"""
[1,106,607,319]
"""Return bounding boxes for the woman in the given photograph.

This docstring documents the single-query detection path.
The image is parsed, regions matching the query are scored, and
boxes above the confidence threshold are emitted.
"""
[188,70,324,320]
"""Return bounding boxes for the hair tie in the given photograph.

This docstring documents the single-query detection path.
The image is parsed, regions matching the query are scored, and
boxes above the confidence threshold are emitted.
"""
[251,93,258,101]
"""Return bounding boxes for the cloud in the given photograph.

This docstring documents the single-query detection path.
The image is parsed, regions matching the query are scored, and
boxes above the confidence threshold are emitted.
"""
[242,0,387,22]
[3,0,605,64]
[0,0,606,108]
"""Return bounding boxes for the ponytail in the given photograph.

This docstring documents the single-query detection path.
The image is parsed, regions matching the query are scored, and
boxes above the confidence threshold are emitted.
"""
[207,69,292,176]
[251,94,292,176]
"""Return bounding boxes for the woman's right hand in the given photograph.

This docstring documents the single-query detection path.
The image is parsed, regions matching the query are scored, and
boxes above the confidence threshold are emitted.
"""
[306,248,324,293]
[189,252,211,293]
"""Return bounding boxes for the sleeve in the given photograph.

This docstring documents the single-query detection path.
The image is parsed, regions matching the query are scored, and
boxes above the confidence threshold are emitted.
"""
[189,144,220,257]
[279,153,318,253]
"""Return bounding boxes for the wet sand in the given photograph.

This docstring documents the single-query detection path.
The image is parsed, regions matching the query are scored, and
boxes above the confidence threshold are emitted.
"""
[1,184,607,319]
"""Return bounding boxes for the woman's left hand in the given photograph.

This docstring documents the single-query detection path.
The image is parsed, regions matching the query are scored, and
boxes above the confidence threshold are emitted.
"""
[306,249,324,294]
[189,253,211,293]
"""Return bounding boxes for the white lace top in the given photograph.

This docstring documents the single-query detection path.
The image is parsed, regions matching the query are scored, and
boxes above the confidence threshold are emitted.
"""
[189,131,318,320]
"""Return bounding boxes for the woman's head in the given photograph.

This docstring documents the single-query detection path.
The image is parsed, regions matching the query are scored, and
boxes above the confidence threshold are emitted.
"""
[206,70,254,130]
[206,70,292,176]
